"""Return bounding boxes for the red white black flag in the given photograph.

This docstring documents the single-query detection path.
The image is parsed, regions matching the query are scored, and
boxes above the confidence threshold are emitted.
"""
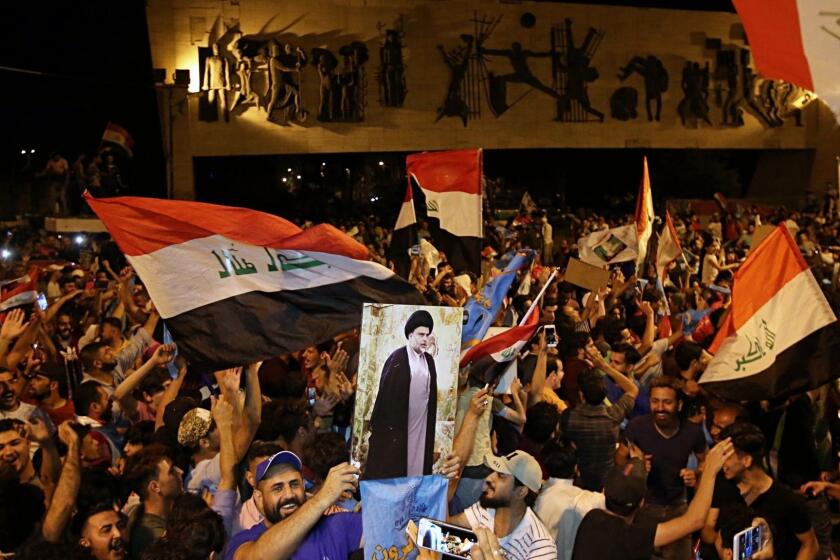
[392,149,483,275]
[699,225,840,401]
[85,193,423,370]
[101,122,134,158]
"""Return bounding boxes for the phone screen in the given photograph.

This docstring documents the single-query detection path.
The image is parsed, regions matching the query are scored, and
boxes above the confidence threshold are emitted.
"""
[733,525,762,560]
[416,518,478,559]
[543,325,558,348]
[36,293,48,312]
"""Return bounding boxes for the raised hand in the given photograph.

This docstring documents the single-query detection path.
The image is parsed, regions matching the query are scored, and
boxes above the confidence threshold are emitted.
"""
[118,266,134,284]
[57,421,79,448]
[312,393,339,417]
[26,416,51,444]
[211,394,234,433]
[152,343,177,367]
[468,387,491,417]
[319,462,360,505]
[704,437,734,475]
[325,344,349,376]
[0,308,29,341]
[437,453,461,479]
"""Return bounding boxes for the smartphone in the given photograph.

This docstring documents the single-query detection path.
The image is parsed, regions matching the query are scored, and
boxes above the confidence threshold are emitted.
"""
[95,279,110,291]
[409,244,421,256]
[543,324,558,348]
[307,387,317,406]
[36,293,48,312]
[733,524,763,560]
[416,518,478,559]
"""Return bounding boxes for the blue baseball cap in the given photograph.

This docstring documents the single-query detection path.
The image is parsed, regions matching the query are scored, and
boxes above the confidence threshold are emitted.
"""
[255,451,303,483]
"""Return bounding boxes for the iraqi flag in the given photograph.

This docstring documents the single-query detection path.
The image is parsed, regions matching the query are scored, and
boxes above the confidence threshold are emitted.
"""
[391,149,483,276]
[0,269,39,312]
[459,308,540,384]
[655,210,683,284]
[732,0,838,119]
[699,224,840,401]
[635,157,655,269]
[101,122,134,158]
[85,193,424,371]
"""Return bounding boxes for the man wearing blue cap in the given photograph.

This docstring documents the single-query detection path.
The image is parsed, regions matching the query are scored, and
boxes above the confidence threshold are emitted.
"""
[226,451,362,560]
[365,309,438,479]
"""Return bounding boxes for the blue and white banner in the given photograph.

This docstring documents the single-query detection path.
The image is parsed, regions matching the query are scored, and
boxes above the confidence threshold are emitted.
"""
[361,475,448,560]
[461,251,533,350]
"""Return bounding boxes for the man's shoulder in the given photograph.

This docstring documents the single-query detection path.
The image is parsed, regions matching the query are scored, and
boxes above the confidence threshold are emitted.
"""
[384,346,408,364]
[225,522,267,560]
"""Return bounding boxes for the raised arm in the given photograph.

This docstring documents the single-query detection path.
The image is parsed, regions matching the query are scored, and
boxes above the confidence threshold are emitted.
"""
[654,439,733,547]
[42,422,81,543]
[155,361,187,430]
[0,309,29,368]
[114,344,176,418]
[452,386,490,470]
[638,302,656,356]
[586,347,639,398]
[527,331,548,407]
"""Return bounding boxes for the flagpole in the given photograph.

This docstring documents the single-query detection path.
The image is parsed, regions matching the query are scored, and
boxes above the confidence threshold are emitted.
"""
[519,269,557,326]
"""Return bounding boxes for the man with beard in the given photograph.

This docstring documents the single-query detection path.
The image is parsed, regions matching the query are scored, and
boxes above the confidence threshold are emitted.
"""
[75,380,122,460]
[0,368,55,446]
[616,376,707,560]
[52,312,80,358]
[28,361,76,426]
[74,502,129,560]
[124,446,185,559]
[451,450,557,560]
[365,309,438,480]
[226,451,362,560]
[716,423,818,560]
[79,310,157,388]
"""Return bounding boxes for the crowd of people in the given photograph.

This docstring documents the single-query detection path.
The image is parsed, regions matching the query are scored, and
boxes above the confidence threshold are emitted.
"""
[1,192,840,560]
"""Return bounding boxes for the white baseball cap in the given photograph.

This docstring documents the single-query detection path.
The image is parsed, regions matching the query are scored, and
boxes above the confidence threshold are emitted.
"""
[484,451,543,493]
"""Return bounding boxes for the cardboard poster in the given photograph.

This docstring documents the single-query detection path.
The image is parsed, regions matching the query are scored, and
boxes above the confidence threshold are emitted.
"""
[565,257,612,292]
[352,304,462,480]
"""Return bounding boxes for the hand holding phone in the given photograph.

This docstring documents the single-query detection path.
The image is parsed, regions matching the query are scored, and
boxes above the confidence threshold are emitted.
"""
[733,524,763,560]
[416,518,478,559]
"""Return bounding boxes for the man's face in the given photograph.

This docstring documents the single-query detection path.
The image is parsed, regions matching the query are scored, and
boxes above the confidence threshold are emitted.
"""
[154,458,183,499]
[57,315,73,338]
[145,382,170,413]
[97,347,118,372]
[258,464,307,523]
[80,510,127,560]
[547,361,564,390]
[123,441,143,458]
[649,387,680,428]
[28,374,52,400]
[0,371,21,410]
[203,424,221,453]
[302,347,321,370]
[722,451,749,482]
[610,351,628,373]
[709,409,737,443]
[100,324,120,344]
[61,281,76,295]
[479,471,515,509]
[0,428,30,475]
[408,326,431,354]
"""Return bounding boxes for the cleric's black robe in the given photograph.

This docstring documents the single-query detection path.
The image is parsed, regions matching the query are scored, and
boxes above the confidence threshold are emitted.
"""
[363,346,437,480]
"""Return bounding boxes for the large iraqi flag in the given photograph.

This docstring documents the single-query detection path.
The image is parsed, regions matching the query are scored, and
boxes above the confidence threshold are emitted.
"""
[392,149,483,275]
[699,224,840,401]
[733,0,839,118]
[85,193,424,370]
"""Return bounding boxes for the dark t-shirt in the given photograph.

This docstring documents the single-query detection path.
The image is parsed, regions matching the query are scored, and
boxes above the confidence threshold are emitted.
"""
[749,482,812,560]
[624,415,707,505]
[224,512,363,560]
[572,509,656,560]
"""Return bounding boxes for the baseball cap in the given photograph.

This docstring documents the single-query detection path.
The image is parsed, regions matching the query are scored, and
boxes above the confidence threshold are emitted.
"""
[255,451,303,483]
[484,451,543,493]
[32,362,65,382]
[177,407,212,447]
[603,458,647,511]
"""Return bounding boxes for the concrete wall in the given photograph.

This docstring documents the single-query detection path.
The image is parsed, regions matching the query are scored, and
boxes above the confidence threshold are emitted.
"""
[145,0,837,199]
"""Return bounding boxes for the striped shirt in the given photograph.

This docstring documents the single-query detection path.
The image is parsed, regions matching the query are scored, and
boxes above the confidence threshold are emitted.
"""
[464,504,557,560]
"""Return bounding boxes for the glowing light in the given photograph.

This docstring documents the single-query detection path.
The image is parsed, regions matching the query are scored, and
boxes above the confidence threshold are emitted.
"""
[282,177,287,183]
[0,249,10,259]
[74,235,86,245]
[296,175,301,180]
[287,168,292,173]
[30,149,35,154]
[20,150,26,155]
[378,161,384,166]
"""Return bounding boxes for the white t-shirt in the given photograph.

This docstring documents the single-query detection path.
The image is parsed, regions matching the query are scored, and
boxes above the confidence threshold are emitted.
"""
[464,503,557,560]
[534,478,605,560]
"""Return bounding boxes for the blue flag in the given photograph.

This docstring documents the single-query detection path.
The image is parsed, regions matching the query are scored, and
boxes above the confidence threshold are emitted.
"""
[461,251,533,350]
[361,475,448,560]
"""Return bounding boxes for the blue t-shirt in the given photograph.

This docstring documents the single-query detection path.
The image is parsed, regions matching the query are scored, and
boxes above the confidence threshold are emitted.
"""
[224,511,363,560]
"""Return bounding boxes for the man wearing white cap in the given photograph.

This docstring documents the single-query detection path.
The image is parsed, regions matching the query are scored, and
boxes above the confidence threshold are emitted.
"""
[450,450,557,560]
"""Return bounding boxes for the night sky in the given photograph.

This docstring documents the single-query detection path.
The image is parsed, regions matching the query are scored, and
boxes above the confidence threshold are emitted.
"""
[1,0,737,213]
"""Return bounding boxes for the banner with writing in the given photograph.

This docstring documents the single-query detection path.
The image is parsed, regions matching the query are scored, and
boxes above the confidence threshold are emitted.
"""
[361,475,448,560]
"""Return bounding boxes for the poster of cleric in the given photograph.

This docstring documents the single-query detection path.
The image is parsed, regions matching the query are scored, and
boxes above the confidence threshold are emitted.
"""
[352,304,462,480]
